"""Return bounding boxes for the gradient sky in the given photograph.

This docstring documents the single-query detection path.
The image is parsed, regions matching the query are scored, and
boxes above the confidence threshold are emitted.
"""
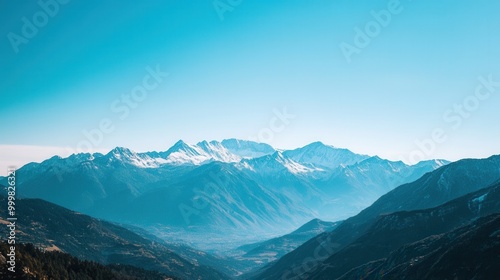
[1,0,499,173]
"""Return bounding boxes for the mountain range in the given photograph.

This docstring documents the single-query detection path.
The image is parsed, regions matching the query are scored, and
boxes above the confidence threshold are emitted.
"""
[0,139,448,245]
[0,195,232,279]
[309,180,500,279]
[251,155,500,279]
[0,142,498,279]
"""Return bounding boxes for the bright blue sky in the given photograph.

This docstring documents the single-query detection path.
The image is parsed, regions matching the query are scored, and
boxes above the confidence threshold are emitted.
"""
[1,0,499,171]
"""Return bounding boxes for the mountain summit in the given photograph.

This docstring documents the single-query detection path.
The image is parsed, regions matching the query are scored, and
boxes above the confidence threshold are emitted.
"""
[283,141,369,169]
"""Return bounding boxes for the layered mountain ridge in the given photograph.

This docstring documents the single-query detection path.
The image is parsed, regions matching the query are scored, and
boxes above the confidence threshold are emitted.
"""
[1,142,498,279]
[0,139,449,248]
[252,155,500,279]
[0,195,231,279]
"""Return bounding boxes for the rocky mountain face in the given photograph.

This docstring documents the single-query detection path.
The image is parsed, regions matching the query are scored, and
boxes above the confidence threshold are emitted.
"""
[309,181,500,279]
[338,213,500,280]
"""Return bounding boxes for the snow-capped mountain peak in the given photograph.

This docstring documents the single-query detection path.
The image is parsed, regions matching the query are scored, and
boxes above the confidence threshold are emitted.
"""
[283,142,369,170]
[197,140,241,162]
[110,147,134,157]
[102,147,166,168]
[413,159,451,170]
[160,140,242,165]
[239,151,322,175]
[221,139,276,158]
